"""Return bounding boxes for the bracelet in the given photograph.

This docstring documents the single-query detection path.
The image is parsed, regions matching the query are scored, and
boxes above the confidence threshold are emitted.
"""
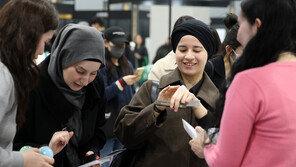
[153,104,166,114]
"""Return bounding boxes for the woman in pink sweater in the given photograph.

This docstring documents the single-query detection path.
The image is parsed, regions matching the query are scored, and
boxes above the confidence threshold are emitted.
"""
[189,0,296,166]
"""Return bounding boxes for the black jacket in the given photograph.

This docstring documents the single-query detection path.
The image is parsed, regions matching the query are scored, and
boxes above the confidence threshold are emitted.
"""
[205,55,226,93]
[134,45,148,67]
[13,57,106,166]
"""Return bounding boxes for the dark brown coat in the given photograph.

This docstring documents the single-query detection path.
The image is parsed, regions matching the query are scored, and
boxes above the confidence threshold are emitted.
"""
[114,68,220,167]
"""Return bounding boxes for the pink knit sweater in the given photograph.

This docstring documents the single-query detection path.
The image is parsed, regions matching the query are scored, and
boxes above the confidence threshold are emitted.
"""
[204,62,296,167]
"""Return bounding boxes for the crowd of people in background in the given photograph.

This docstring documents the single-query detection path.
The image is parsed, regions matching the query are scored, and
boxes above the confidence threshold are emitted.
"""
[0,0,296,167]
[99,26,140,167]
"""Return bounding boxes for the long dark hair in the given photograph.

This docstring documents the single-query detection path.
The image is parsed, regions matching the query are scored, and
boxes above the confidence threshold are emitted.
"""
[0,0,58,130]
[209,14,238,59]
[214,0,296,127]
[223,13,238,30]
[213,15,240,59]
[105,47,132,79]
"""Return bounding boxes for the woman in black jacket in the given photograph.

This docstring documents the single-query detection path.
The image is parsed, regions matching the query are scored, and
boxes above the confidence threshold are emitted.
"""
[134,34,149,67]
[14,24,107,167]
[207,13,242,93]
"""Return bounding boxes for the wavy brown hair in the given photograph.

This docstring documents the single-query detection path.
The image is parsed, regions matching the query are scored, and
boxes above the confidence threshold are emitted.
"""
[0,0,58,130]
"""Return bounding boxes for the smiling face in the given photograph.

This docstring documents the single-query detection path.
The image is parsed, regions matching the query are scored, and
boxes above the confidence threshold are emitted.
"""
[63,60,101,91]
[34,30,55,59]
[175,35,208,78]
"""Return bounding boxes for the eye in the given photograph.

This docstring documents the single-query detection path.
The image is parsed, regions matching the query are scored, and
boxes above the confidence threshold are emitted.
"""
[179,49,187,53]
[76,70,84,75]
[90,71,98,76]
[75,67,85,75]
[193,50,201,53]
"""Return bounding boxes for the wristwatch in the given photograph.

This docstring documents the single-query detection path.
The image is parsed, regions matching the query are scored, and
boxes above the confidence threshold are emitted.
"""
[153,104,166,114]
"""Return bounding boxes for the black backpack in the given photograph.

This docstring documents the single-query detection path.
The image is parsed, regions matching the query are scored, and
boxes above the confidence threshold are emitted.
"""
[109,80,159,167]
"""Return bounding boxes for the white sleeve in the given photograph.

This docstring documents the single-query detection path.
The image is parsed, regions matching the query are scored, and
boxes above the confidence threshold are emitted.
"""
[0,64,24,167]
[0,149,24,167]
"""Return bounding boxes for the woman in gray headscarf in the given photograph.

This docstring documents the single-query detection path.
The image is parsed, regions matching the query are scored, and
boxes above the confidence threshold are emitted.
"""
[14,24,107,167]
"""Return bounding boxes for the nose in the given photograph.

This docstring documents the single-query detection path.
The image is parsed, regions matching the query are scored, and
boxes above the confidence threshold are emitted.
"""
[185,50,195,60]
[81,75,90,86]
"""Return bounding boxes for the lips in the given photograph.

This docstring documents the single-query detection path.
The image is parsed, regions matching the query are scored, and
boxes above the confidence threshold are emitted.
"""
[74,82,83,87]
[183,62,197,67]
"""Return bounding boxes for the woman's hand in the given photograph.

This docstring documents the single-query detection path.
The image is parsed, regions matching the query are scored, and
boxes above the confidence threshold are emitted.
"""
[167,85,208,118]
[189,126,211,159]
[85,151,101,167]
[157,85,180,102]
[49,131,74,155]
[123,75,141,85]
[192,103,208,119]
[153,85,180,116]
[22,148,54,167]
[134,52,141,59]
[170,85,198,112]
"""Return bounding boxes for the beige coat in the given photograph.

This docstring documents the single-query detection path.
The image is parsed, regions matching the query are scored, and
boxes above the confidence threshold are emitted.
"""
[114,68,220,167]
[148,51,177,81]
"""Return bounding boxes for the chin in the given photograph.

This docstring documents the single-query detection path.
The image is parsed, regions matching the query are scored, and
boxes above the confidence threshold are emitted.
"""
[70,87,82,91]
[182,69,199,76]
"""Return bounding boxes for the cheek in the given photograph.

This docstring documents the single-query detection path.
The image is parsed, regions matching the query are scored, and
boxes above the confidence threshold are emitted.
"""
[62,71,70,85]
[175,52,184,63]
[63,70,78,85]
[197,52,208,65]
[237,27,246,46]
[89,75,97,83]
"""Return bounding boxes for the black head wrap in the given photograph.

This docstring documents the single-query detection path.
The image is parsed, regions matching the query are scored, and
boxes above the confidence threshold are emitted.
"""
[171,19,217,59]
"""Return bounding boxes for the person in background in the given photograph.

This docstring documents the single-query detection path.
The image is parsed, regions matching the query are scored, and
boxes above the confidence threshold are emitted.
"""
[99,26,140,167]
[114,19,220,167]
[0,0,71,166]
[152,38,172,64]
[206,13,243,92]
[134,34,149,67]
[208,26,222,59]
[36,32,57,65]
[78,21,90,27]
[14,24,107,167]
[125,34,136,68]
[190,0,296,166]
[90,16,105,32]
[223,13,238,30]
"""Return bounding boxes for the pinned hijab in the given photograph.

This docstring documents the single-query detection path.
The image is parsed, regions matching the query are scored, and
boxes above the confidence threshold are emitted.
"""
[171,19,217,59]
[48,24,105,109]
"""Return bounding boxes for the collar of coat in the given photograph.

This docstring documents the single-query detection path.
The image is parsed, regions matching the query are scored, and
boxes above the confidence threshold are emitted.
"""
[158,68,220,109]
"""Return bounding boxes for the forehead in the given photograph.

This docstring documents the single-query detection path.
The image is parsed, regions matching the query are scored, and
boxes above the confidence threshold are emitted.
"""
[75,60,100,68]
[178,35,202,46]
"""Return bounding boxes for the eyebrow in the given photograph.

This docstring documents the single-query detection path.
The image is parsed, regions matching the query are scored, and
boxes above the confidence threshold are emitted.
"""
[178,45,203,48]
[76,65,86,71]
[77,65,100,73]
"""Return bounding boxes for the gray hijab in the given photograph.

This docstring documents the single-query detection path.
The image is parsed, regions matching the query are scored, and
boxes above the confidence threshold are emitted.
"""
[48,24,105,109]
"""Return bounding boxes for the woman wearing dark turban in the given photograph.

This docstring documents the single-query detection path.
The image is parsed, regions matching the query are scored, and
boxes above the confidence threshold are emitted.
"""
[14,24,107,167]
[114,19,220,167]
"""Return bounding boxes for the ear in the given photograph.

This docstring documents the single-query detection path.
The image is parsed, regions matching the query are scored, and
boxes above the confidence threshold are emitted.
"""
[255,18,262,29]
[225,45,233,55]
